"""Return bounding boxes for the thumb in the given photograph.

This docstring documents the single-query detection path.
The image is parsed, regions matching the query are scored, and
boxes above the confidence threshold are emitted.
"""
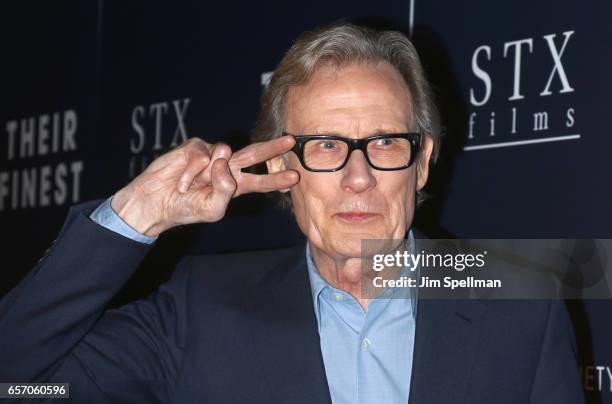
[206,158,237,219]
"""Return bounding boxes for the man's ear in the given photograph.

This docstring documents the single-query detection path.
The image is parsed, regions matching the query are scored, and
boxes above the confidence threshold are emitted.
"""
[416,135,434,191]
[266,154,292,193]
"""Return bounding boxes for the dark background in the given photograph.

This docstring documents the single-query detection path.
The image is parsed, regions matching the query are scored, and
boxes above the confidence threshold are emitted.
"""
[1,0,610,401]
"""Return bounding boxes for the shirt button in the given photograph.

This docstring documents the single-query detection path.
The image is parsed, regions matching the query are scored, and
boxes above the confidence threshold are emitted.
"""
[334,293,343,301]
[361,338,372,350]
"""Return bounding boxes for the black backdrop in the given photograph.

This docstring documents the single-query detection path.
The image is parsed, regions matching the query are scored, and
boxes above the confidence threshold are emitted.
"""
[1,1,611,401]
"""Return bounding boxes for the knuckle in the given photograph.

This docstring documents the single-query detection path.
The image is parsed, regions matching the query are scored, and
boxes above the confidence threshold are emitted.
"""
[177,148,191,164]
[178,143,209,165]
[183,137,207,152]
[192,137,211,150]
[178,137,197,149]
[191,148,209,163]
[187,137,204,145]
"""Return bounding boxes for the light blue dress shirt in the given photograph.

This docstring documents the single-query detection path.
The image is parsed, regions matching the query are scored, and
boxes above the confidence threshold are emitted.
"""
[90,197,418,403]
[306,236,418,404]
[90,197,158,244]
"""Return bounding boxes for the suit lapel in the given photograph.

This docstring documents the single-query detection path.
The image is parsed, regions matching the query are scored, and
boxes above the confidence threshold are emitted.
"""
[409,229,488,403]
[243,243,332,404]
[241,236,487,404]
[408,297,487,403]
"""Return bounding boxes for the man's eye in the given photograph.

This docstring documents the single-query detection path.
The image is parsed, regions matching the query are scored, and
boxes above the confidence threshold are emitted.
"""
[320,141,337,149]
[376,138,394,147]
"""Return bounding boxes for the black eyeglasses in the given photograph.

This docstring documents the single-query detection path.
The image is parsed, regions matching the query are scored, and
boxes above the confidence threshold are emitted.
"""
[285,132,421,172]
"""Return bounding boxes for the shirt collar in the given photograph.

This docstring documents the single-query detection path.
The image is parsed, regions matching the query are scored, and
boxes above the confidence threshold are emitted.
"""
[305,242,329,320]
[305,230,419,321]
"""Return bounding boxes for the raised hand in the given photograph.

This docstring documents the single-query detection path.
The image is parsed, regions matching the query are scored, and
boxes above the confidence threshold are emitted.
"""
[110,135,299,236]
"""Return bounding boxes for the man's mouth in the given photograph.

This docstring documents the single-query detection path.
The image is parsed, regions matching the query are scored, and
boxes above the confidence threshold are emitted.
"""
[334,212,380,223]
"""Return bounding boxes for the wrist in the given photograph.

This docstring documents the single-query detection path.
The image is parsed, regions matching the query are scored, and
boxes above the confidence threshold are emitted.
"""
[111,188,164,237]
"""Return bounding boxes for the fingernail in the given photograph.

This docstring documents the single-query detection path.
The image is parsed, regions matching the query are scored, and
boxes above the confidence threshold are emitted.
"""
[178,182,188,193]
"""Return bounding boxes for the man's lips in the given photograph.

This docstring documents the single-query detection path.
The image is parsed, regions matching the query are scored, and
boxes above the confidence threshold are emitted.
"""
[334,212,380,222]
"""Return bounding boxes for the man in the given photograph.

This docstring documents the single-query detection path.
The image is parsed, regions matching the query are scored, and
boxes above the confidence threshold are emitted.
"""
[0,23,583,403]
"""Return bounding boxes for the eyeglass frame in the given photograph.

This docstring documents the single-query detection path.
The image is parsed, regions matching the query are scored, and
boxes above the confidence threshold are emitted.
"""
[283,132,422,172]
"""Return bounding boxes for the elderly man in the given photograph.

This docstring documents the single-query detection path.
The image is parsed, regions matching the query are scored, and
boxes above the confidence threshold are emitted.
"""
[0,23,583,403]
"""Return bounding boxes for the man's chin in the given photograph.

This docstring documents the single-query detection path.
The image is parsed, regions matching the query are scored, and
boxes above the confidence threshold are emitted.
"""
[325,230,397,258]
[331,220,393,239]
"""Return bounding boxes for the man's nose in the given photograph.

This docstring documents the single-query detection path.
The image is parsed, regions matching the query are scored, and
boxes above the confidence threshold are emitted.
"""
[340,150,377,193]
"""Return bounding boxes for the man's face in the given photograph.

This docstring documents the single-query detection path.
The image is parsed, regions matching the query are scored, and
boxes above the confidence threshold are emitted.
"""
[269,62,433,260]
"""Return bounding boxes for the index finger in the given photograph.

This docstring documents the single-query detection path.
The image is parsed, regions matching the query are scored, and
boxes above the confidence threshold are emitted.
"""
[230,135,295,169]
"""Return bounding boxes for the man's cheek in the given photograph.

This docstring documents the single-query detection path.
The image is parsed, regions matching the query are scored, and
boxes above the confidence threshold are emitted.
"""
[294,184,324,222]
[290,187,309,224]
[403,197,415,230]
[387,191,412,230]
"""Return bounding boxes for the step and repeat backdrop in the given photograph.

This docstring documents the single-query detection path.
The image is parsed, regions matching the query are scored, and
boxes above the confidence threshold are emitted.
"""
[1,0,610,401]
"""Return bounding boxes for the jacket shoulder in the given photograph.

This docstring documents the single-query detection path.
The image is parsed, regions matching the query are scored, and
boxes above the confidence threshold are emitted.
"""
[171,243,306,299]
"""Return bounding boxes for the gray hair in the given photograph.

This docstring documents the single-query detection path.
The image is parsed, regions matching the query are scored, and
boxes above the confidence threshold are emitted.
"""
[251,21,442,207]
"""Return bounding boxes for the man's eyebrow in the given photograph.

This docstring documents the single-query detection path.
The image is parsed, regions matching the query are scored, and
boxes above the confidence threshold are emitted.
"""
[365,128,411,136]
[307,128,407,136]
[300,129,344,136]
[371,128,399,135]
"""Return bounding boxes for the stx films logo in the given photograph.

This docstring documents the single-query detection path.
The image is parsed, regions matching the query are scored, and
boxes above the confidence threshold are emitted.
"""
[129,98,191,178]
[465,30,579,151]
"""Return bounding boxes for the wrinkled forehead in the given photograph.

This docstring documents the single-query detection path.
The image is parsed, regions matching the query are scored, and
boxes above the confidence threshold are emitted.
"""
[284,61,415,136]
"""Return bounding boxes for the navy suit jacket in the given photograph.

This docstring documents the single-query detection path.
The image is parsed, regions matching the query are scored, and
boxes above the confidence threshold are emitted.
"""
[0,200,584,403]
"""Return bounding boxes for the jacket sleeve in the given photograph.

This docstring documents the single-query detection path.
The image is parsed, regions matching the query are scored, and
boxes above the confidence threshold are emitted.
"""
[528,299,585,403]
[0,199,189,403]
